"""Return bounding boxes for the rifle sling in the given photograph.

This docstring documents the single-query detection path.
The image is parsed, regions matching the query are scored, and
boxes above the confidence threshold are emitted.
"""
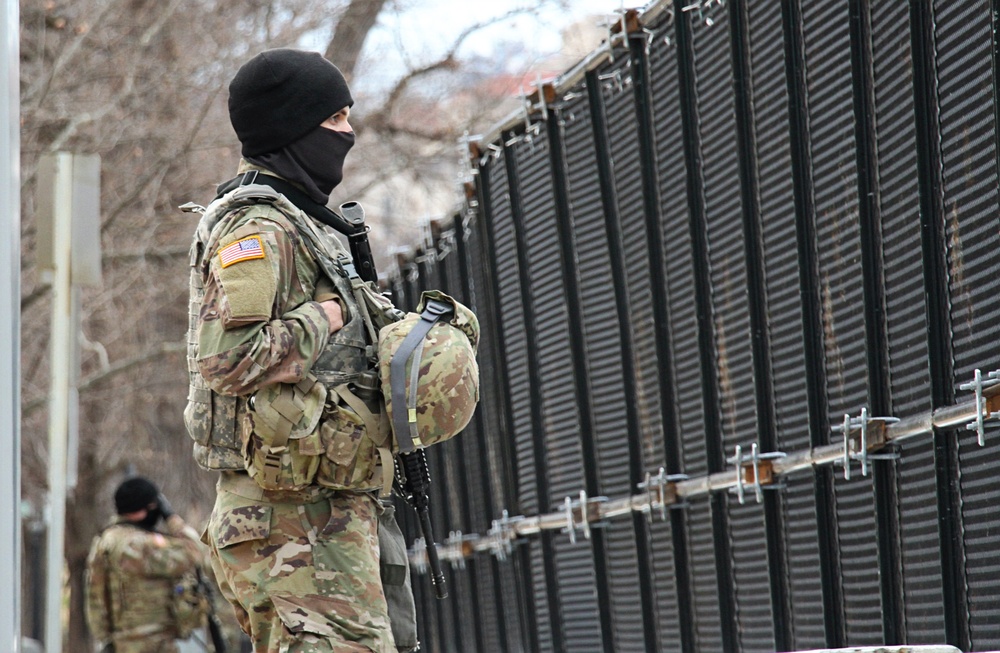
[216,171,356,238]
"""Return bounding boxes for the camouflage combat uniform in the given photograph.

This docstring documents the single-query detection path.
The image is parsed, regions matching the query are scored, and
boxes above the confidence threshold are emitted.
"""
[197,161,394,653]
[85,515,204,653]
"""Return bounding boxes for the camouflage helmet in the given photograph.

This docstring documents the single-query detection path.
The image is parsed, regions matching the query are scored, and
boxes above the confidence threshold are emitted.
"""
[378,290,480,450]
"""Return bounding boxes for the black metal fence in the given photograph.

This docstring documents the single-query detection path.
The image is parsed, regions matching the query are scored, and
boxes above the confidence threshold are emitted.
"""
[386,0,1000,651]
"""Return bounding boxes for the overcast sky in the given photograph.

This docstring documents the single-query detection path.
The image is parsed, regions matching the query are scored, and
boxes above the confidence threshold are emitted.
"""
[358,0,632,89]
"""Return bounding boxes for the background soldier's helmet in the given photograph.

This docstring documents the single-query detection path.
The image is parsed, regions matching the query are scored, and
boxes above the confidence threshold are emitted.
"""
[378,290,480,449]
[113,476,159,515]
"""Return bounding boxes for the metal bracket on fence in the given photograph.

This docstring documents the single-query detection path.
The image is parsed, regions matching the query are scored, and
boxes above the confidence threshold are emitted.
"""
[603,8,629,63]
[834,408,901,479]
[959,368,1000,446]
[636,26,656,56]
[531,75,549,124]
[681,0,726,27]
[730,444,747,504]
[561,490,609,544]
[486,510,522,562]
[442,531,477,570]
[480,142,502,166]
[518,93,542,147]
[562,495,576,543]
[637,467,677,521]
[561,490,589,544]
[728,443,786,504]
[461,206,476,239]
[598,69,626,96]
[411,537,427,575]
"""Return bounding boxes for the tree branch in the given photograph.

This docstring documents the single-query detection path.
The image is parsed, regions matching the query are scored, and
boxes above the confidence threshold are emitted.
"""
[369,7,543,123]
[21,283,51,312]
[24,0,125,109]
[101,86,220,234]
[102,246,190,264]
[325,0,387,81]
[21,341,186,417]
[372,120,458,143]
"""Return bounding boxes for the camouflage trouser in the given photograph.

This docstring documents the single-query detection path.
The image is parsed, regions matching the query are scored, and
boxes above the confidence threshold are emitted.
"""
[205,472,394,652]
[105,636,178,653]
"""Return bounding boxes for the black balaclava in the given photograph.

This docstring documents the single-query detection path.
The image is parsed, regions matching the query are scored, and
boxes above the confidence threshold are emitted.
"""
[114,476,161,530]
[228,48,355,205]
[249,126,355,204]
[137,508,162,531]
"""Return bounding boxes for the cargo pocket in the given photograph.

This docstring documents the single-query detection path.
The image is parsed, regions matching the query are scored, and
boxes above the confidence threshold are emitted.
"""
[246,376,326,490]
[316,385,381,491]
[272,593,382,652]
[213,504,272,550]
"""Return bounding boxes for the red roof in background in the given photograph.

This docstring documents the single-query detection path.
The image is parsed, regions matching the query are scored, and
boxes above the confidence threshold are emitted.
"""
[480,70,561,97]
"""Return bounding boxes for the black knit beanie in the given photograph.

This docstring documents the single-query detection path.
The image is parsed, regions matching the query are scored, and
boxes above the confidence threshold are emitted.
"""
[229,48,354,157]
[114,477,159,515]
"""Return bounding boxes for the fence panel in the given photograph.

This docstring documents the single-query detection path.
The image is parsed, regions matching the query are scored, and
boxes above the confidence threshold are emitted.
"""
[386,1,1000,650]
[933,1,1000,648]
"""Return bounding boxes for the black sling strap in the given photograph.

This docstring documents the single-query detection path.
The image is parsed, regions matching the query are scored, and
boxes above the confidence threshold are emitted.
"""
[216,171,377,284]
[216,170,357,235]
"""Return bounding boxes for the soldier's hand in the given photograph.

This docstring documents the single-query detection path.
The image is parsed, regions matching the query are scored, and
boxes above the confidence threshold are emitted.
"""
[320,299,344,333]
[156,493,174,519]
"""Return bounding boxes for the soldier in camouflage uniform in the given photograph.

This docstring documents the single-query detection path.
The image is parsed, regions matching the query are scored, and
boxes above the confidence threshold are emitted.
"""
[85,477,204,653]
[196,49,395,652]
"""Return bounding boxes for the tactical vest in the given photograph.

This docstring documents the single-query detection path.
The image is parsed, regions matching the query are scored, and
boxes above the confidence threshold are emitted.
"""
[185,181,477,497]
[184,184,387,486]
[88,525,190,643]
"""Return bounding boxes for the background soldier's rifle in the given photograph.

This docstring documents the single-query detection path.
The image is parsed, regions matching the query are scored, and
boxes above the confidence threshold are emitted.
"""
[196,567,228,653]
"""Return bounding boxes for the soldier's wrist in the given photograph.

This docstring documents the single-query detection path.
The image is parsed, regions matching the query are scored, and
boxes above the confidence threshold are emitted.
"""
[164,513,186,534]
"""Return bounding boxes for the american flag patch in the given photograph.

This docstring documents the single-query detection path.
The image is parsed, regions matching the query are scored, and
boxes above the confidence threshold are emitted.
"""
[219,236,265,268]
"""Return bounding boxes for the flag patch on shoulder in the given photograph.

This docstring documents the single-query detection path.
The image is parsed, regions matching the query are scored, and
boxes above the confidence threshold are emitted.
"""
[219,236,265,268]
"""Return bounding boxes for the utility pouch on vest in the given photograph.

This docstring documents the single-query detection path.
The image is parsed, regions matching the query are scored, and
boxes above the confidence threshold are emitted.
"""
[316,382,394,496]
[246,376,327,491]
[170,573,209,639]
[379,504,419,652]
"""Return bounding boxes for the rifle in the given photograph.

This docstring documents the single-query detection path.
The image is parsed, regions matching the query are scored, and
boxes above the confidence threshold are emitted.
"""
[330,200,448,601]
[196,567,228,653]
[395,448,448,599]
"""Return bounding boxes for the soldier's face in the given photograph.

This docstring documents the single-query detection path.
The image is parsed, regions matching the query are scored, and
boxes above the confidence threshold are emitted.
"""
[321,106,352,133]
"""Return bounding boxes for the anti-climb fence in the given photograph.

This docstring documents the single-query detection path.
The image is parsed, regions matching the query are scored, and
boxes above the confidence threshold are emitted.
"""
[385,0,1000,651]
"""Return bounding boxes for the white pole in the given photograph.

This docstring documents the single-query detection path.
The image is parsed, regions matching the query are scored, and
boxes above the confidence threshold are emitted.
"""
[45,153,73,653]
[0,0,21,651]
